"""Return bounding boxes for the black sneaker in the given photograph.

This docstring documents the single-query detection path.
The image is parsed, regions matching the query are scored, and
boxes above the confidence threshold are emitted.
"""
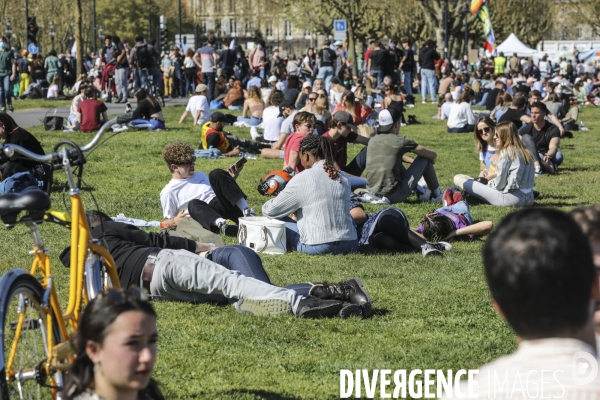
[338,302,372,319]
[295,296,343,318]
[219,222,239,237]
[8,104,14,113]
[309,278,371,309]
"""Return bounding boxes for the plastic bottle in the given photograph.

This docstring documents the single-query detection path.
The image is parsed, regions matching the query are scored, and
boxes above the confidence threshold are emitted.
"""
[240,152,258,160]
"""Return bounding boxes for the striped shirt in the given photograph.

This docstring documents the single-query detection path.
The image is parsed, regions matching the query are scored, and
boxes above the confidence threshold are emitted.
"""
[197,45,215,73]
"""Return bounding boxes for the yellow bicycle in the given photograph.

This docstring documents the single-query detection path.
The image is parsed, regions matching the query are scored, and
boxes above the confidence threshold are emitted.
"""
[0,116,130,399]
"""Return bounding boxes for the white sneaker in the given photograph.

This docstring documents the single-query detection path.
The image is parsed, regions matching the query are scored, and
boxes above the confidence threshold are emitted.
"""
[418,177,428,189]
[357,192,390,204]
[534,167,543,177]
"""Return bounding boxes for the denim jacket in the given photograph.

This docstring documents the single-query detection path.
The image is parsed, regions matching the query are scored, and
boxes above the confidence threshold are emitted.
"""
[489,150,535,193]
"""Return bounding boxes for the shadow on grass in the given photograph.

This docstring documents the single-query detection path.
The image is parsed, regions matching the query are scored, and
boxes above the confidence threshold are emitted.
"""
[372,308,391,317]
[559,167,594,173]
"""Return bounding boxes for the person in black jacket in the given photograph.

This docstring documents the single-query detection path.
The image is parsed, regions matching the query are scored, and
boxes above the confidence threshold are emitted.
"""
[0,112,47,183]
[418,39,440,104]
[61,210,373,318]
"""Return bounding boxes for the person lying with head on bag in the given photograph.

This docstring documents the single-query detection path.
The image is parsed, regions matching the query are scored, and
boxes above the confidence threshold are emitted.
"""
[60,210,373,318]
[262,135,359,255]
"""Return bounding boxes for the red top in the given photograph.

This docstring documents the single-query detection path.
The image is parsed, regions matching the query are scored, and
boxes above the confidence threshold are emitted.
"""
[283,133,307,173]
[323,130,358,169]
[77,99,107,132]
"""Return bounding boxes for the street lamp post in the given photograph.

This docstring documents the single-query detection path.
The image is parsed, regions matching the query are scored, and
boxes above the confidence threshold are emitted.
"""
[93,0,97,53]
[50,21,55,51]
[462,9,468,59]
[99,26,104,44]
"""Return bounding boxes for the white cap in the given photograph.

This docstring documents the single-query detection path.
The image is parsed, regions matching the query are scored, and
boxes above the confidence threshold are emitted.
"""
[302,81,312,88]
[268,75,278,83]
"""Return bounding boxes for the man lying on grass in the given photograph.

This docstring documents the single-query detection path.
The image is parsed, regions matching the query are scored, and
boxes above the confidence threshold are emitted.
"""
[61,211,373,319]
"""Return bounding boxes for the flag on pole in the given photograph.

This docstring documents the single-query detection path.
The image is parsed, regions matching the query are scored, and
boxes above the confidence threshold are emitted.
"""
[478,4,496,54]
[470,0,484,14]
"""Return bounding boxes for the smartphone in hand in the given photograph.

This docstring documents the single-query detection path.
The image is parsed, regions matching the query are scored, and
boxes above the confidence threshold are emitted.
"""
[234,157,247,169]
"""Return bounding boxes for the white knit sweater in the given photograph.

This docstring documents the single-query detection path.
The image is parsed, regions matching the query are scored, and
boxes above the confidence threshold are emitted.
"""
[262,160,357,245]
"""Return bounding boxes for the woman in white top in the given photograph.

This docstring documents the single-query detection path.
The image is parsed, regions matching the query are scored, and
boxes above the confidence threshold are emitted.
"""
[183,48,200,97]
[66,83,88,130]
[446,88,476,133]
[47,75,61,99]
[329,77,345,109]
[301,48,315,84]
[255,90,284,143]
[455,122,535,207]
[454,117,498,190]
[538,55,551,80]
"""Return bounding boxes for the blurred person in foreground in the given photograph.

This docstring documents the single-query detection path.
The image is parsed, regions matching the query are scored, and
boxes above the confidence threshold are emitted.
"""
[444,208,600,398]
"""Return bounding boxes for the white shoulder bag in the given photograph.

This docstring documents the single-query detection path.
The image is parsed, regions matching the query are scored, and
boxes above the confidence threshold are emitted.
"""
[237,217,287,255]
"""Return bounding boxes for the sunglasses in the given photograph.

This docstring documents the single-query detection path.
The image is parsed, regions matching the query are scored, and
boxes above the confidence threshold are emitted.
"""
[304,123,316,129]
[179,156,196,165]
[94,287,148,308]
[478,127,492,135]
[308,97,317,101]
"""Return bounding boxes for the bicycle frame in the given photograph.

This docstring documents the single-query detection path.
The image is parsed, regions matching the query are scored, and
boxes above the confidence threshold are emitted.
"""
[2,118,124,384]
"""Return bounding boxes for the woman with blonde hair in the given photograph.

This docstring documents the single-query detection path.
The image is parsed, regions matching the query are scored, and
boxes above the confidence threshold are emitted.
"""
[454,121,535,207]
[237,85,264,126]
[446,88,476,133]
[490,91,511,121]
[302,93,331,133]
[332,90,372,125]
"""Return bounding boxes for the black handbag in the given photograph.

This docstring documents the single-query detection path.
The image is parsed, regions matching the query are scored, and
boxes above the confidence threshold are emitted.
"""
[43,108,64,131]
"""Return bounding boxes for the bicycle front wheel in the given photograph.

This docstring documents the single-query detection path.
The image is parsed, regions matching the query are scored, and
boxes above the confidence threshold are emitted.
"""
[0,271,64,400]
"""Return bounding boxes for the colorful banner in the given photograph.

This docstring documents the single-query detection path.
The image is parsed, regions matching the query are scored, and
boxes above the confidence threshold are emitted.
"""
[470,0,484,14]
[477,4,496,53]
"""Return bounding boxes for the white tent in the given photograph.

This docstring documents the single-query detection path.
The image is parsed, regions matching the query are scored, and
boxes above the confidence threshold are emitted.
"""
[496,33,537,57]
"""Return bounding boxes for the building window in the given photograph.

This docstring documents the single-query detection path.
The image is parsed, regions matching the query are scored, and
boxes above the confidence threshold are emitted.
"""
[266,22,273,37]
[198,0,204,14]
[200,21,207,35]
[214,0,220,13]
[230,0,235,12]
[284,20,292,38]
[245,21,253,36]
[230,19,237,34]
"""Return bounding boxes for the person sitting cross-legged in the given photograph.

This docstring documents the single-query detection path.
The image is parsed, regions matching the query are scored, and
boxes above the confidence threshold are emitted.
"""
[60,211,373,319]
[160,142,253,237]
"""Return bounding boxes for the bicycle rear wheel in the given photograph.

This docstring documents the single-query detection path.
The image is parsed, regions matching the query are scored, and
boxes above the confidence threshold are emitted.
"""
[0,271,64,400]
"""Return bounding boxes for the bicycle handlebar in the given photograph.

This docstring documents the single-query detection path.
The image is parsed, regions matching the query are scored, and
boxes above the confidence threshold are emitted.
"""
[2,116,124,162]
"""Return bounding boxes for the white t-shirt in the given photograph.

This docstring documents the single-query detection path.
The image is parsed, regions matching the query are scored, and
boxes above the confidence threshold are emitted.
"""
[440,101,454,120]
[262,106,283,141]
[47,84,59,99]
[159,172,216,218]
[185,95,210,124]
[281,110,299,136]
[447,102,476,129]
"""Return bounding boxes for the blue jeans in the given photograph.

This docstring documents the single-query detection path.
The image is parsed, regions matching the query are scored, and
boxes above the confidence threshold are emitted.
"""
[210,245,271,284]
[202,72,216,102]
[370,69,383,87]
[447,124,475,133]
[129,118,165,130]
[341,172,367,191]
[236,115,262,126]
[282,217,359,255]
[402,71,412,95]
[421,68,437,102]
[436,201,473,225]
[0,74,12,110]
[540,151,564,167]
[228,105,243,111]
[317,66,335,92]
[475,92,488,107]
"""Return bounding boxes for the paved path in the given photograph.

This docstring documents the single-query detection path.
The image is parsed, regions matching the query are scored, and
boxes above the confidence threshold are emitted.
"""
[11,97,189,129]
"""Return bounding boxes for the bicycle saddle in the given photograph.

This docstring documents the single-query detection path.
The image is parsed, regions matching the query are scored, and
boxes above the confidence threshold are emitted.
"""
[0,187,51,227]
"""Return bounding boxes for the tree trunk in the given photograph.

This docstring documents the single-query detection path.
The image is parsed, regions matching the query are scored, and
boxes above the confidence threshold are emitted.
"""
[75,0,83,75]
[347,23,356,67]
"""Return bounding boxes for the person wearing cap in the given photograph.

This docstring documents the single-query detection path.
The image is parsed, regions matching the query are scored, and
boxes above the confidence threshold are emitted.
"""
[18,50,31,98]
[296,81,313,109]
[199,112,270,157]
[260,99,298,159]
[365,108,443,203]
[179,84,210,126]
[333,41,346,80]
[0,37,16,113]
[323,111,369,190]
[261,75,278,104]
[317,39,337,92]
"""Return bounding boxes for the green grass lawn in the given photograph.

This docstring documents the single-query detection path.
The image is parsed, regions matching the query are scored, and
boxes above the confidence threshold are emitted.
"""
[1,98,599,399]
[12,98,72,111]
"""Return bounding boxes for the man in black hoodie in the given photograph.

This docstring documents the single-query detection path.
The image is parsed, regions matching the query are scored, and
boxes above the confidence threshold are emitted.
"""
[62,211,373,318]
[418,39,440,104]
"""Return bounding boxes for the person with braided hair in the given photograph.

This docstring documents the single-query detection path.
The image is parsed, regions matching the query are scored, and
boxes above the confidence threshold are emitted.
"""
[262,135,358,255]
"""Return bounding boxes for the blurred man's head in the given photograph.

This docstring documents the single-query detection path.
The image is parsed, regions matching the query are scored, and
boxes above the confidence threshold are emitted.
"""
[483,208,597,340]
